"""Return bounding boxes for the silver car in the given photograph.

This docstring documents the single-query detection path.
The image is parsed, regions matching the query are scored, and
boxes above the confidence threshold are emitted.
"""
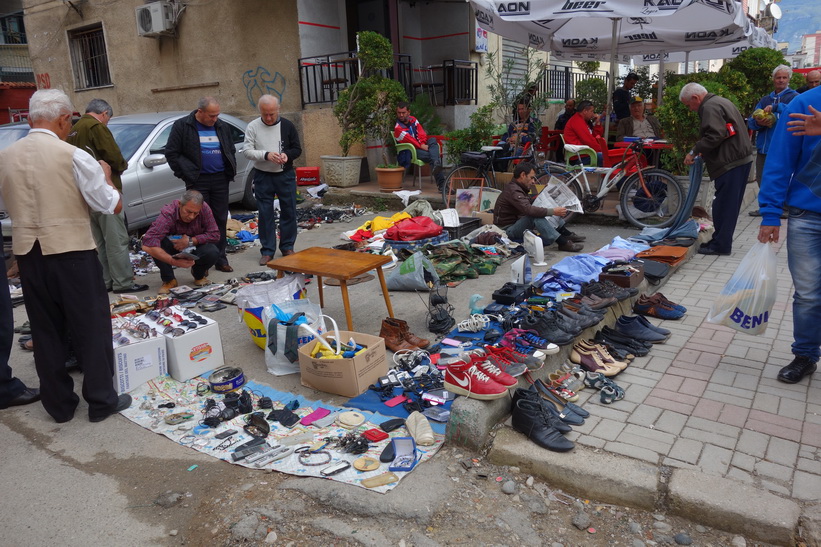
[108,111,256,229]
[0,112,256,239]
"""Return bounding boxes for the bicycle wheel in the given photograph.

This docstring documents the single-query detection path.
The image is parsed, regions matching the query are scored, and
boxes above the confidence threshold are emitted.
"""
[537,171,584,224]
[442,165,488,208]
[619,168,683,229]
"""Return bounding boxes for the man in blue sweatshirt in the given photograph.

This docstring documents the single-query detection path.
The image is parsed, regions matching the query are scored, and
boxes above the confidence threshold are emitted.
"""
[748,65,799,216]
[757,86,821,384]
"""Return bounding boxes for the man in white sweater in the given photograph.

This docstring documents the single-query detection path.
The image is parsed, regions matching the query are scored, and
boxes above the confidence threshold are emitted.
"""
[242,95,302,265]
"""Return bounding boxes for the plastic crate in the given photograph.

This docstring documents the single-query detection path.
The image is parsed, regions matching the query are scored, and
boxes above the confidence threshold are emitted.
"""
[383,233,449,253]
[445,217,481,240]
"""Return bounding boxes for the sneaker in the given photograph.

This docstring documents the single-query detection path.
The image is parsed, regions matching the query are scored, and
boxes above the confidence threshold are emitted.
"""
[159,279,178,295]
[501,329,560,355]
[443,359,509,400]
[479,347,528,377]
[469,354,517,387]
[633,295,685,320]
[776,356,817,384]
[521,313,575,346]
[613,316,669,343]
[581,281,631,302]
[647,292,686,313]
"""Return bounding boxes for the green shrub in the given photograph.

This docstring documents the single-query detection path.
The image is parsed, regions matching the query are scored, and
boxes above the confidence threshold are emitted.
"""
[443,105,496,164]
[725,47,790,115]
[575,77,608,112]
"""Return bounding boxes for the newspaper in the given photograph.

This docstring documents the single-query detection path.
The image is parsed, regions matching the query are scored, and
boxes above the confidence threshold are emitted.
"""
[533,176,584,214]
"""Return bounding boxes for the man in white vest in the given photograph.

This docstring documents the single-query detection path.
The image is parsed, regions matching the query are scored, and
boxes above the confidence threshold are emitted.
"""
[0,89,131,423]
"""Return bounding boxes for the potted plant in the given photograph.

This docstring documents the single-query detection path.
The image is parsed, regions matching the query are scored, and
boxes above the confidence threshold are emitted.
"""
[367,80,408,192]
[322,31,405,188]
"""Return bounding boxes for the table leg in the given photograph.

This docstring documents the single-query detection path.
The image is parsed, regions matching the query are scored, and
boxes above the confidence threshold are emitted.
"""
[339,280,354,331]
[276,270,284,279]
[317,276,324,308]
[375,266,395,318]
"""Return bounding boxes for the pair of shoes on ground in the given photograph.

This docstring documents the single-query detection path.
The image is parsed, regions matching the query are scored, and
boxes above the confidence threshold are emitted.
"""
[511,387,577,453]
[633,293,686,320]
[570,340,629,376]
[583,371,626,404]
[378,317,430,352]
[613,315,671,344]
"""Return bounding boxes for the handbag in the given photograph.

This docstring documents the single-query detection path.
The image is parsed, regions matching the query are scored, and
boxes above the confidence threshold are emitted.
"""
[635,258,670,285]
[384,216,444,241]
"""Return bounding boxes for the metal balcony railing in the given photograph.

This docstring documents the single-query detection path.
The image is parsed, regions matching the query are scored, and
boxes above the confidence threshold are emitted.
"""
[442,59,478,106]
[542,65,610,101]
[298,51,412,108]
[0,44,34,82]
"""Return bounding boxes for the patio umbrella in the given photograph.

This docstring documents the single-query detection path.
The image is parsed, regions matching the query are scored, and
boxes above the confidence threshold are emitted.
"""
[633,25,777,67]
[470,0,751,135]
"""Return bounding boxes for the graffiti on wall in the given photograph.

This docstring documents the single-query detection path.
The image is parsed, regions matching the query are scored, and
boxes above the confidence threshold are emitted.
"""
[241,67,286,108]
[35,73,51,89]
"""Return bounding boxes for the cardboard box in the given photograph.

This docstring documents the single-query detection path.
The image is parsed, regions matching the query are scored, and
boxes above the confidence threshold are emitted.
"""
[296,166,320,185]
[297,331,387,397]
[160,306,225,381]
[113,336,167,394]
[471,210,495,226]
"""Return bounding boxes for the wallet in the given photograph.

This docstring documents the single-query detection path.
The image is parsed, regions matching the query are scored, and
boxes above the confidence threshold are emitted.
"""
[362,428,389,442]
[300,407,331,426]
[379,418,406,433]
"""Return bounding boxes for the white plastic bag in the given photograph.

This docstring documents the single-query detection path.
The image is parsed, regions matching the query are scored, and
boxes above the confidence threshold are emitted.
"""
[235,275,307,350]
[262,300,328,376]
[707,242,777,335]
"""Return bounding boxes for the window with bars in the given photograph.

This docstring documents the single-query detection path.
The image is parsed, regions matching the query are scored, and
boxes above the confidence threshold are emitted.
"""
[68,25,112,89]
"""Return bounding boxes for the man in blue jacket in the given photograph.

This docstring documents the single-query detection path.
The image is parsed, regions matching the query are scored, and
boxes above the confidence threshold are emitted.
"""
[757,86,821,384]
[748,65,799,217]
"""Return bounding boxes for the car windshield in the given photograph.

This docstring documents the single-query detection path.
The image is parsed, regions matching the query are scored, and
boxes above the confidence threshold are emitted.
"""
[108,123,157,160]
[0,127,30,150]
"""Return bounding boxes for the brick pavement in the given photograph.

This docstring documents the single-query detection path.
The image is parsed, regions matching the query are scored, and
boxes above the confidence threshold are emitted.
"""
[565,205,820,502]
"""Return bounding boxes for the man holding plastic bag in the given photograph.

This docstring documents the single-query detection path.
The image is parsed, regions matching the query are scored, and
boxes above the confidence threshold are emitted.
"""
[755,85,821,384]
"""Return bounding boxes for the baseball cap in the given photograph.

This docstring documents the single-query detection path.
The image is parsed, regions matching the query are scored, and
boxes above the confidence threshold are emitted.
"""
[630,96,644,104]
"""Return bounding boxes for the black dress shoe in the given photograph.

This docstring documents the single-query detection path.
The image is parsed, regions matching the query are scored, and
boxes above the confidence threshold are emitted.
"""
[697,246,730,256]
[777,356,817,384]
[89,394,132,423]
[511,399,575,452]
[113,283,149,294]
[568,232,587,242]
[512,388,572,432]
[3,387,40,408]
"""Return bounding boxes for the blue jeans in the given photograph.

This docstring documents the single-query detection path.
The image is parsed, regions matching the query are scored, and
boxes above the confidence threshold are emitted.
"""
[415,138,444,186]
[787,206,821,361]
[504,216,563,245]
[254,169,297,256]
[706,162,751,253]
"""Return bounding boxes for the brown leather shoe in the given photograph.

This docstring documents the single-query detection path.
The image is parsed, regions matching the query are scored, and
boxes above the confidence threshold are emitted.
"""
[557,241,584,252]
[259,255,273,266]
[386,317,430,349]
[159,279,178,295]
[282,249,296,257]
[379,319,419,352]
[567,232,586,242]
[215,263,234,273]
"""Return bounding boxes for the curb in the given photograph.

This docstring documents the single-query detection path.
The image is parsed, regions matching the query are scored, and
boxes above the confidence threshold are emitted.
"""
[488,428,801,545]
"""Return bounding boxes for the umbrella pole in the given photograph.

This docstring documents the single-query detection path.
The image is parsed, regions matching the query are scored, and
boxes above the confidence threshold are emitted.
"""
[604,17,619,140]
[657,57,665,108]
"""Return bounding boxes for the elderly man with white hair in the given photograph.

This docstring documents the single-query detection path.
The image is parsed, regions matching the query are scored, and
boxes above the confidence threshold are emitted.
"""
[748,64,799,217]
[0,89,131,423]
[241,94,302,266]
[681,82,753,256]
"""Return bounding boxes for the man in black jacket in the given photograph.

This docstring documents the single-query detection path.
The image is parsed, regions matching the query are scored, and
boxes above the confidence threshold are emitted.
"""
[165,97,238,272]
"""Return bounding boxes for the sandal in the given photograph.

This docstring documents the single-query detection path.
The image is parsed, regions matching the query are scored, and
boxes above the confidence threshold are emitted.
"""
[549,370,584,393]
[600,385,619,404]
[535,379,590,419]
[14,320,31,334]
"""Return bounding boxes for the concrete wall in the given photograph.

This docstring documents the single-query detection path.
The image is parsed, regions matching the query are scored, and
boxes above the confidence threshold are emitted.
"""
[297,0,346,58]
[23,0,301,117]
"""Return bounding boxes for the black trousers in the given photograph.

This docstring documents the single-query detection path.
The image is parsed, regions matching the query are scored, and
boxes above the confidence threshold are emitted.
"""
[707,162,752,254]
[0,269,24,407]
[17,242,117,422]
[153,238,219,283]
[187,173,230,266]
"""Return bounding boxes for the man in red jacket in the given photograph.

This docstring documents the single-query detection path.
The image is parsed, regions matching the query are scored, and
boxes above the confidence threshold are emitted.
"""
[563,100,606,164]
[394,102,445,190]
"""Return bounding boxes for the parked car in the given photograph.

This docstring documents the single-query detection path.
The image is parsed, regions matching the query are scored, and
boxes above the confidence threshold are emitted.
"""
[0,111,256,240]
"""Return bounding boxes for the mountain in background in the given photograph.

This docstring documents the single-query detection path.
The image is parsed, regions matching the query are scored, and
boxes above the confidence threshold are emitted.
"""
[775,0,821,53]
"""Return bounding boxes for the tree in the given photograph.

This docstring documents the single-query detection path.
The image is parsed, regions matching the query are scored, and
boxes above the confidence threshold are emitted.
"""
[484,48,548,125]
[575,77,608,112]
[725,47,790,115]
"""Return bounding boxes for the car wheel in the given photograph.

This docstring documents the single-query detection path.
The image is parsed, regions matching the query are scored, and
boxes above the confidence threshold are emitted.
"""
[240,172,257,210]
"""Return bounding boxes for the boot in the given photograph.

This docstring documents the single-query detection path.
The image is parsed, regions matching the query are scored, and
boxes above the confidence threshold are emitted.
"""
[379,319,419,352]
[387,317,430,349]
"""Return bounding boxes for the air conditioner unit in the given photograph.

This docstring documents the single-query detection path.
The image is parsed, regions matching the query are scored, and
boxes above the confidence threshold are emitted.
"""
[136,1,174,37]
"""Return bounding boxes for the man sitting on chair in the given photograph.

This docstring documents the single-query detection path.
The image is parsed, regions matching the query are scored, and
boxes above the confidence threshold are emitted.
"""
[563,100,606,165]
[616,97,662,141]
[495,100,540,171]
[394,102,445,190]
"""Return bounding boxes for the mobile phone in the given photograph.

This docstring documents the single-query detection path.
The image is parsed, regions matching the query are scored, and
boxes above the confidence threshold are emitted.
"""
[214,428,238,439]
[320,461,351,476]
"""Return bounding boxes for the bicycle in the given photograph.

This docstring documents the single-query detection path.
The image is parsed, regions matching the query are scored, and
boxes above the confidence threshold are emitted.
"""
[542,140,683,228]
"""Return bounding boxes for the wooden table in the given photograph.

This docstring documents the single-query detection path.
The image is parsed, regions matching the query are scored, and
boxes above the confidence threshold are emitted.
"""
[266,247,394,331]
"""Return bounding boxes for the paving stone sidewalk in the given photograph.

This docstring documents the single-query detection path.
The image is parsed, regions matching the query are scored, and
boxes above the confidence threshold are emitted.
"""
[569,205,820,503]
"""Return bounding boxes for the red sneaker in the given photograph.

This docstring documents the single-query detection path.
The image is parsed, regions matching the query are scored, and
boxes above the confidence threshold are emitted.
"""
[467,354,517,387]
[443,359,509,400]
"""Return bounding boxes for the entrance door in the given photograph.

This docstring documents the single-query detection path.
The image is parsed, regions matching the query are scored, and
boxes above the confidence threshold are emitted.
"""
[345,0,397,52]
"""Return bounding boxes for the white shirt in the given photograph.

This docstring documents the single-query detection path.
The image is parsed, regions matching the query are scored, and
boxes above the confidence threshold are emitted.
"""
[28,128,120,215]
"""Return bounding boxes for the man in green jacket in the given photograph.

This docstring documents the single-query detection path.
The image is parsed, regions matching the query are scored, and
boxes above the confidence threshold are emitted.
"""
[68,99,147,293]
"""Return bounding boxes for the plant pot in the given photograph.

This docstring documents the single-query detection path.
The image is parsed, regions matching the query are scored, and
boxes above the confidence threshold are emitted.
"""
[376,166,406,193]
[321,155,363,188]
